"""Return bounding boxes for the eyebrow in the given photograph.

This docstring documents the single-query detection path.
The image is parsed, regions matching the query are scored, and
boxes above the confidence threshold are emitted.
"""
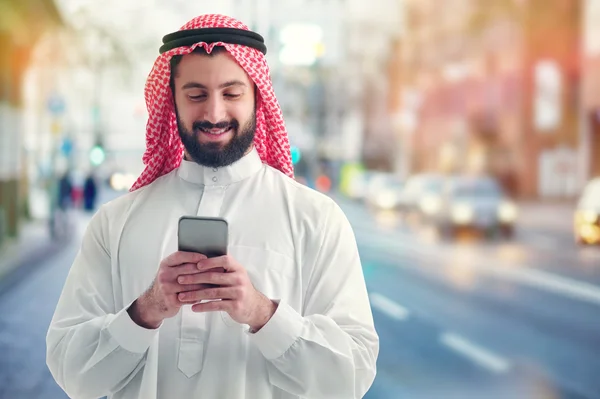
[181,80,248,90]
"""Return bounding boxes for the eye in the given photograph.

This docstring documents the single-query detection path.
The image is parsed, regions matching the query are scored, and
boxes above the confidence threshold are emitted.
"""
[224,93,242,99]
[188,94,206,101]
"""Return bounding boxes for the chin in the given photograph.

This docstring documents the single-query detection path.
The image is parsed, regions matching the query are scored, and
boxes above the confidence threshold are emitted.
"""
[198,140,230,150]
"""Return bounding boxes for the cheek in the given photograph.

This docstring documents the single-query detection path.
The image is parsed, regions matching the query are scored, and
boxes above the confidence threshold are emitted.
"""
[177,102,200,126]
[231,102,254,124]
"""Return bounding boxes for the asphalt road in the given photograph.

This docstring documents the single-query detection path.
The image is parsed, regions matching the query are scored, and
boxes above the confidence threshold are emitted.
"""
[0,189,599,399]
[347,197,600,399]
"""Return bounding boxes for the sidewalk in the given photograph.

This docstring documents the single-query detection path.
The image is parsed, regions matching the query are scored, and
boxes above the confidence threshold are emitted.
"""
[0,216,70,296]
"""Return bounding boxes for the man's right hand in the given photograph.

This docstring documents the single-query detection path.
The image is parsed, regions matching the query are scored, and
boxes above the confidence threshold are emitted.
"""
[128,251,209,329]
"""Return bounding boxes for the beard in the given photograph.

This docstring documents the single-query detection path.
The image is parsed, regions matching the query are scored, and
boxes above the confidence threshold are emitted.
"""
[177,110,256,168]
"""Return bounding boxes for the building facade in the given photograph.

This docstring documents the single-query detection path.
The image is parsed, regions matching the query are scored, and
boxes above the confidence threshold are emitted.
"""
[393,0,583,199]
[0,0,62,244]
[582,0,600,182]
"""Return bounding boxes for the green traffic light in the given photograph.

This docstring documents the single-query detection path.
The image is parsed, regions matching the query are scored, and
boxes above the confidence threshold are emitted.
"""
[291,146,301,165]
[90,146,106,166]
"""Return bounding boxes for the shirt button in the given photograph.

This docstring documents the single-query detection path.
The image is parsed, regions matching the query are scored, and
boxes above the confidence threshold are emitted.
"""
[212,176,218,182]
[212,168,218,172]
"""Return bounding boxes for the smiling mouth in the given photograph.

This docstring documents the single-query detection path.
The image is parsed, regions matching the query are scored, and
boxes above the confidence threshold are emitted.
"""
[200,127,232,135]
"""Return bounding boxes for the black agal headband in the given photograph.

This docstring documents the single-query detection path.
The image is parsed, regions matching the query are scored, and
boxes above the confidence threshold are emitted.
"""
[159,27,267,55]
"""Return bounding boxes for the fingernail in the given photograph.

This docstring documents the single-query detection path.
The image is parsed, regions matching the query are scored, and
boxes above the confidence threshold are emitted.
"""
[178,276,185,284]
[179,293,187,300]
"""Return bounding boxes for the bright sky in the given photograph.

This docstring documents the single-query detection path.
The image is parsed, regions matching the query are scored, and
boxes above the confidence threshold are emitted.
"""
[54,0,236,60]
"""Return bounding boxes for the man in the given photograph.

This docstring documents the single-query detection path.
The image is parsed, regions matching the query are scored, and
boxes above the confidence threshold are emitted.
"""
[47,14,378,399]
[58,170,73,210]
[83,171,98,212]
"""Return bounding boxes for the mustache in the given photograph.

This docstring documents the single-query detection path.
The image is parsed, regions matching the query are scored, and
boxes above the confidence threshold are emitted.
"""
[192,120,239,131]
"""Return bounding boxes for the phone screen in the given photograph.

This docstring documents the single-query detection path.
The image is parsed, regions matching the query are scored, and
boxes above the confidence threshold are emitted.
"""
[178,217,228,258]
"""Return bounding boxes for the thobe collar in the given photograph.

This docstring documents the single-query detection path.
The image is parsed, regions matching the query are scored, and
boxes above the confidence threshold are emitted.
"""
[177,146,263,186]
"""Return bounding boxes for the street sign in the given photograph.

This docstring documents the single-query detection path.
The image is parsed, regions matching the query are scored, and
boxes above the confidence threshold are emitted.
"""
[51,120,62,136]
[60,138,73,156]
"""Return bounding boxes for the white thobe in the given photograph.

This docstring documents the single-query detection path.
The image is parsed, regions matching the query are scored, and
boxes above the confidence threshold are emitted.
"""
[46,148,379,399]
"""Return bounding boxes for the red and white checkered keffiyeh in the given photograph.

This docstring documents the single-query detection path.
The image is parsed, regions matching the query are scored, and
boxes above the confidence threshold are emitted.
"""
[130,14,293,191]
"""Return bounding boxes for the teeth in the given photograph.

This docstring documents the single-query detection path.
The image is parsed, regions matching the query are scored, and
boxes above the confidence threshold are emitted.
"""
[202,128,229,135]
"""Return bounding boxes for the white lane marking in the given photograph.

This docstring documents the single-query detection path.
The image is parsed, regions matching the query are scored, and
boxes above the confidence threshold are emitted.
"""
[369,293,410,320]
[440,332,511,374]
[477,262,600,306]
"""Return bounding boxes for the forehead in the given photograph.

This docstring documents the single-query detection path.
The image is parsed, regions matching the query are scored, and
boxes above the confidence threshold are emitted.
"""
[174,51,251,86]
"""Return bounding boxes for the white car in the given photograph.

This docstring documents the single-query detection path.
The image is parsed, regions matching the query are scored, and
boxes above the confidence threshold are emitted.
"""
[346,171,374,201]
[365,173,404,211]
[109,172,137,191]
[574,178,600,245]
[396,173,446,223]
[428,175,518,239]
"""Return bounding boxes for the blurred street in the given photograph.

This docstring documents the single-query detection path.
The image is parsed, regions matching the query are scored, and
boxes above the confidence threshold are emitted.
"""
[341,194,600,399]
[0,188,599,399]
[2,0,600,398]
[0,188,120,399]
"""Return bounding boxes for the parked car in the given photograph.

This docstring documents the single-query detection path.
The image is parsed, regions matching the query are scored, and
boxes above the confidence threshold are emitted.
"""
[574,177,600,245]
[109,172,137,191]
[397,173,446,224]
[346,170,375,201]
[365,173,404,211]
[428,175,518,239]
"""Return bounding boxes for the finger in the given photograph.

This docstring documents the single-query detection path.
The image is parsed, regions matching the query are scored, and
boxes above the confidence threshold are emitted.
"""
[172,263,206,276]
[191,300,231,313]
[178,287,239,303]
[163,251,207,267]
[197,255,239,272]
[175,283,214,293]
[163,282,211,295]
[177,271,235,286]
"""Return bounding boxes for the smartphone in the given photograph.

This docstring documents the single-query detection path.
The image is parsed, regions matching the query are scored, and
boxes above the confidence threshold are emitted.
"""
[178,216,228,258]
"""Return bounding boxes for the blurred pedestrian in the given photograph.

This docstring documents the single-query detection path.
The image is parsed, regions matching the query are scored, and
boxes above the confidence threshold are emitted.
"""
[83,172,98,212]
[50,171,74,240]
[57,171,73,210]
[47,14,378,399]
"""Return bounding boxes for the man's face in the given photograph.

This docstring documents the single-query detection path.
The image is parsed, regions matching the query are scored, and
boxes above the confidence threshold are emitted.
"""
[172,51,256,168]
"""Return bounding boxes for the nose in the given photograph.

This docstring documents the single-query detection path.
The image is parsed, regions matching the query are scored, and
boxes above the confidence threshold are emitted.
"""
[203,96,227,124]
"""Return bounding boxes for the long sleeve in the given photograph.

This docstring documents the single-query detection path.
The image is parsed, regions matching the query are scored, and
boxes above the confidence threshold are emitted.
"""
[249,200,379,398]
[46,205,158,399]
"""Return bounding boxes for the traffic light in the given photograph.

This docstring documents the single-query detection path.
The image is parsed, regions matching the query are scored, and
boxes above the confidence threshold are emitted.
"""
[89,145,106,166]
[291,146,302,165]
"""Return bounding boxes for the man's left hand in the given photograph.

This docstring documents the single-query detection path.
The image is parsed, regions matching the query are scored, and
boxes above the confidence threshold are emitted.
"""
[177,255,277,332]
